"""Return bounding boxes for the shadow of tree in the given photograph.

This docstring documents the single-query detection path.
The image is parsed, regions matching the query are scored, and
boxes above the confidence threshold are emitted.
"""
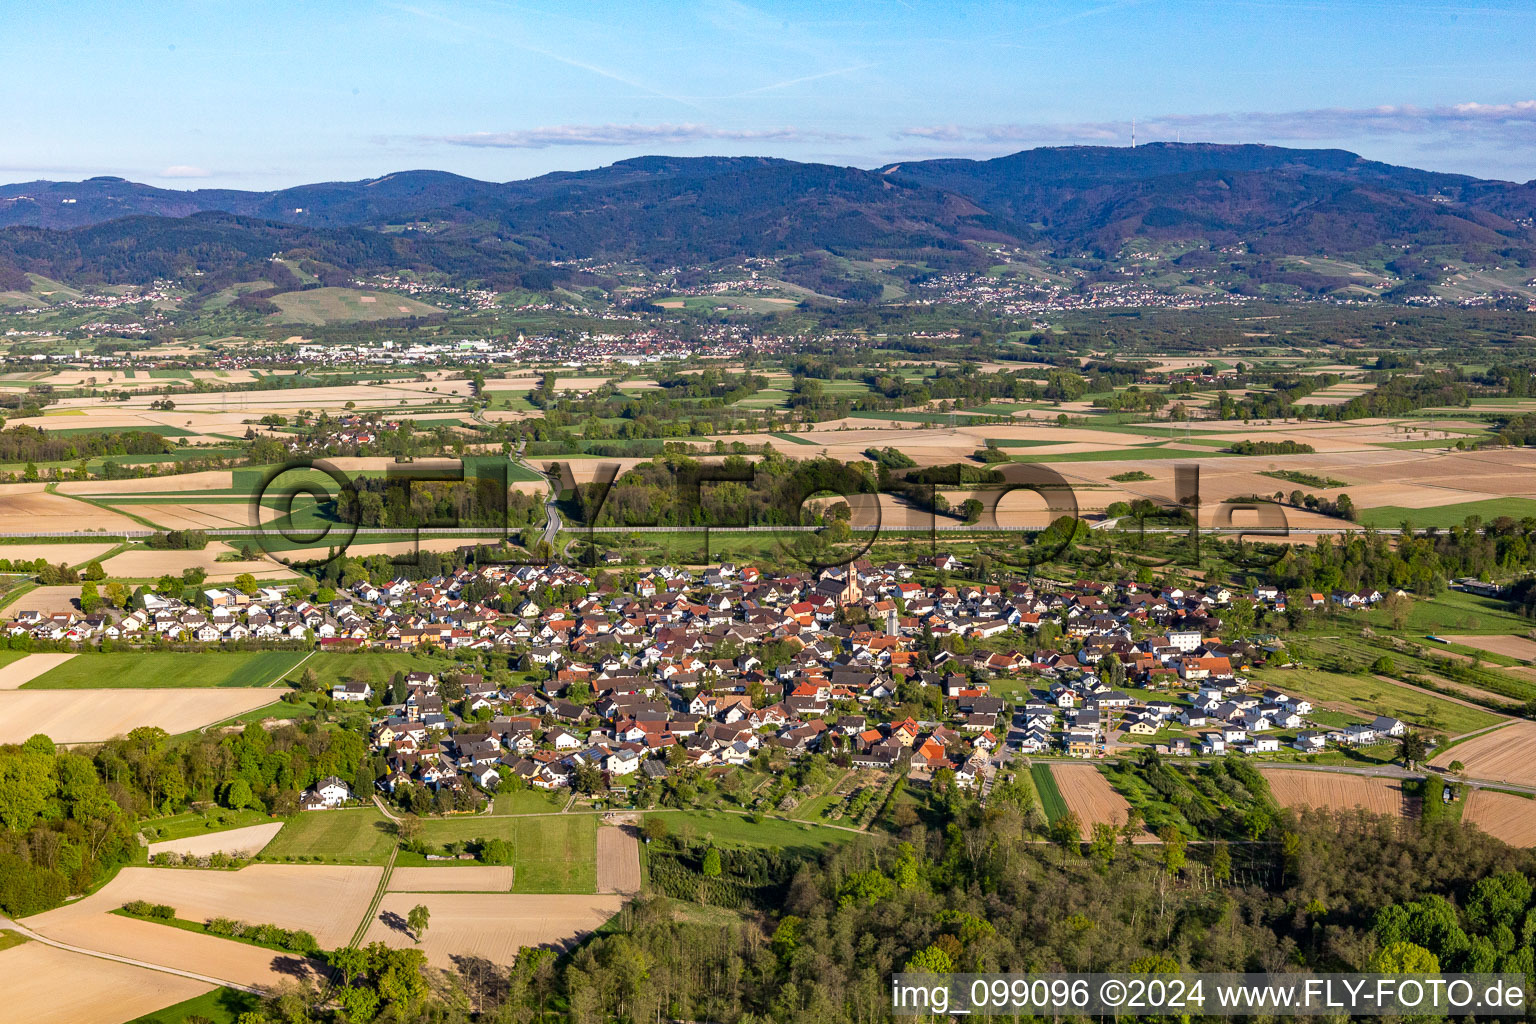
[451,954,511,1007]
[379,909,411,938]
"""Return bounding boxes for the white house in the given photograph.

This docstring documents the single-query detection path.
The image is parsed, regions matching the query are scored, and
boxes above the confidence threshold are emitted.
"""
[303,776,352,809]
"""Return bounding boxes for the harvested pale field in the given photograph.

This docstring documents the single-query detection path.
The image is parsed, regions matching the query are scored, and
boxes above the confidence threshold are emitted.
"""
[0,541,118,565]
[1050,763,1153,841]
[119,502,285,530]
[60,470,235,495]
[1262,769,1409,816]
[1431,721,1536,787]
[9,584,87,615]
[46,381,471,414]
[596,825,642,894]
[285,535,515,561]
[147,822,284,860]
[0,489,140,532]
[0,688,278,744]
[0,652,77,690]
[0,940,213,1024]
[361,892,624,969]
[46,864,379,948]
[388,866,516,892]
[1444,634,1536,662]
[1462,789,1536,847]
[23,907,326,989]
[101,544,292,581]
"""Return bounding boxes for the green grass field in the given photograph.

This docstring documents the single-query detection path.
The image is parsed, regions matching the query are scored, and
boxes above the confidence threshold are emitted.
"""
[269,287,445,325]
[0,929,27,952]
[1357,498,1536,529]
[486,390,539,412]
[770,431,819,446]
[24,650,309,689]
[417,814,596,893]
[1252,667,1503,736]
[492,789,567,815]
[305,651,466,689]
[128,987,262,1024]
[1367,589,1534,634]
[139,807,273,842]
[649,810,855,852]
[1030,763,1069,822]
[260,807,397,863]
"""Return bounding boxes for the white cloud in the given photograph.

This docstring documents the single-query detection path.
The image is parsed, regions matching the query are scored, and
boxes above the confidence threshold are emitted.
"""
[897,101,1536,150]
[435,123,860,149]
[160,165,212,178]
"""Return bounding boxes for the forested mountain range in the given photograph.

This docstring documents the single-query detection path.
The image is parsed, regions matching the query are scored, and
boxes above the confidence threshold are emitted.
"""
[2,143,1534,291]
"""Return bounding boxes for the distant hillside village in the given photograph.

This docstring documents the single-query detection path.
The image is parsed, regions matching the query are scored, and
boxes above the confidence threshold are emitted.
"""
[6,557,1419,805]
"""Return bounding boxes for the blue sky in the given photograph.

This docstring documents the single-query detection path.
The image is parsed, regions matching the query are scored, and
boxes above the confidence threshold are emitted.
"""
[4,0,1535,188]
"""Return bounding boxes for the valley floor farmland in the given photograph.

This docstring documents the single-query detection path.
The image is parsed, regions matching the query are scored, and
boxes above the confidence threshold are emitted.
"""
[0,652,76,689]
[23,650,307,688]
[359,892,625,970]
[145,821,284,860]
[1261,769,1410,816]
[595,824,642,895]
[1461,789,1536,847]
[57,864,380,948]
[1430,721,1536,787]
[0,688,278,743]
[0,939,212,1024]
[1049,763,1151,841]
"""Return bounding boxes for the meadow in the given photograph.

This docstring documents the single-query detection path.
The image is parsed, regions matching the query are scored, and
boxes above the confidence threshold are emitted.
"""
[23,650,309,689]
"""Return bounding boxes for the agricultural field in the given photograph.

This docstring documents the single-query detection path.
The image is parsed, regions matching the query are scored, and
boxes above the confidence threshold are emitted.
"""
[0,652,76,689]
[60,864,381,947]
[22,650,309,688]
[1049,763,1151,840]
[0,940,214,1024]
[260,807,398,863]
[359,892,625,970]
[269,287,446,324]
[1460,789,1536,847]
[24,890,330,991]
[1430,721,1536,787]
[1261,769,1410,816]
[0,688,279,743]
[1030,762,1068,821]
[646,810,855,852]
[417,813,597,893]
[1442,634,1536,661]
[595,824,642,894]
[146,822,284,860]
[387,866,516,892]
